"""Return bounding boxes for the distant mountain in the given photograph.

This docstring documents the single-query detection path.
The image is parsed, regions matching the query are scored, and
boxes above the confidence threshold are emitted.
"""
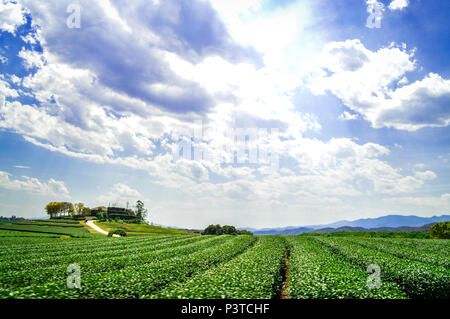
[322,214,450,229]
[309,223,436,234]
[251,214,449,235]
[253,227,313,235]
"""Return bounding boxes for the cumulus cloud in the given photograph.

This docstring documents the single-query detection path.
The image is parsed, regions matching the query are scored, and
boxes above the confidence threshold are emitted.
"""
[389,0,409,11]
[96,183,141,207]
[385,193,450,208]
[414,170,437,181]
[0,1,442,227]
[0,1,27,34]
[0,0,321,175]
[0,170,70,197]
[309,39,450,131]
[17,0,261,115]
[338,111,358,121]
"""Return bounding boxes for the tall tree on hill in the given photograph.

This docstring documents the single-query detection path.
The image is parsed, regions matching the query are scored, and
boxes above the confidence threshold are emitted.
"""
[135,200,148,223]
[74,203,85,216]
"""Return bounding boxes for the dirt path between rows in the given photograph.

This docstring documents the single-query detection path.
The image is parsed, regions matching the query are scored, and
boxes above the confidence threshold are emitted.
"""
[85,220,120,237]
[280,246,291,299]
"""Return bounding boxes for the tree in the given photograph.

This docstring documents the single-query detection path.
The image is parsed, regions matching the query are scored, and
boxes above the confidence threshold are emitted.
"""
[236,230,253,235]
[82,207,91,216]
[74,203,85,216]
[135,200,148,223]
[201,224,252,236]
[430,222,450,239]
[62,202,76,217]
[45,202,76,218]
[221,225,237,235]
[202,224,222,235]
[46,202,59,218]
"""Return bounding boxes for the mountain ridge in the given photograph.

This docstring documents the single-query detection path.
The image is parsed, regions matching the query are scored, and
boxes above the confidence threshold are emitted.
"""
[248,214,450,235]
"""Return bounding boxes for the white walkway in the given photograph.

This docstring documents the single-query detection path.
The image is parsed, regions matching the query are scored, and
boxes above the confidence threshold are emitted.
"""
[85,220,120,237]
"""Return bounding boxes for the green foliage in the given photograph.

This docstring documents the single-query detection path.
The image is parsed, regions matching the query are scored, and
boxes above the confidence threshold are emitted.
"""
[287,237,406,299]
[0,230,59,238]
[154,236,285,298]
[74,203,85,216]
[0,224,99,238]
[0,235,255,298]
[15,221,84,228]
[202,224,222,235]
[430,221,450,239]
[0,234,447,299]
[83,207,91,216]
[135,200,148,222]
[221,225,237,235]
[201,224,253,235]
[236,229,253,235]
[97,211,109,221]
[46,219,80,224]
[301,231,430,239]
[45,202,76,218]
[108,229,127,237]
[315,237,450,298]
[97,221,191,236]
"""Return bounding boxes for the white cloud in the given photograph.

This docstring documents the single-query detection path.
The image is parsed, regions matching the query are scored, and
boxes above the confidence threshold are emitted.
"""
[0,171,69,197]
[18,48,46,70]
[389,0,409,11]
[14,165,30,169]
[309,39,450,131]
[0,78,19,98]
[0,1,443,227]
[95,183,141,207]
[397,76,408,86]
[385,193,450,208]
[414,170,437,181]
[0,1,26,34]
[338,111,358,121]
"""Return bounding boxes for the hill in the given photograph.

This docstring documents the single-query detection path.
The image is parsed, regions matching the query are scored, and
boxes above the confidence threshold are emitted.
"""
[94,221,195,236]
[307,223,436,234]
[0,219,101,238]
[0,219,194,238]
[251,214,450,235]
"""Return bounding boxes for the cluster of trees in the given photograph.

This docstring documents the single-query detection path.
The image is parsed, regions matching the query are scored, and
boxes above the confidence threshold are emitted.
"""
[201,224,253,235]
[45,200,147,223]
[430,221,449,239]
[46,202,90,218]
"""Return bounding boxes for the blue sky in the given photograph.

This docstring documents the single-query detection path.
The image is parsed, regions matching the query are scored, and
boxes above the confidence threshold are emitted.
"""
[0,0,449,228]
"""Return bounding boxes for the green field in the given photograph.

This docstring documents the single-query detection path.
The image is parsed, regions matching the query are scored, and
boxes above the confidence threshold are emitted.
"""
[0,234,448,299]
[0,219,193,238]
[0,222,100,238]
[95,221,193,236]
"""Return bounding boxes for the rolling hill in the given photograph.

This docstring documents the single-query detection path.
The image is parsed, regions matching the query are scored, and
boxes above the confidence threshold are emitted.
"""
[250,214,450,235]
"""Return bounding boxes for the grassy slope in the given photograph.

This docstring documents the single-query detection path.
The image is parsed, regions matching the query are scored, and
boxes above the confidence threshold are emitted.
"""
[0,219,193,238]
[0,220,100,238]
[95,221,193,236]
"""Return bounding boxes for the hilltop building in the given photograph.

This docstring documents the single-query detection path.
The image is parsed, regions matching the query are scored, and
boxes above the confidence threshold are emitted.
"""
[90,206,136,220]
